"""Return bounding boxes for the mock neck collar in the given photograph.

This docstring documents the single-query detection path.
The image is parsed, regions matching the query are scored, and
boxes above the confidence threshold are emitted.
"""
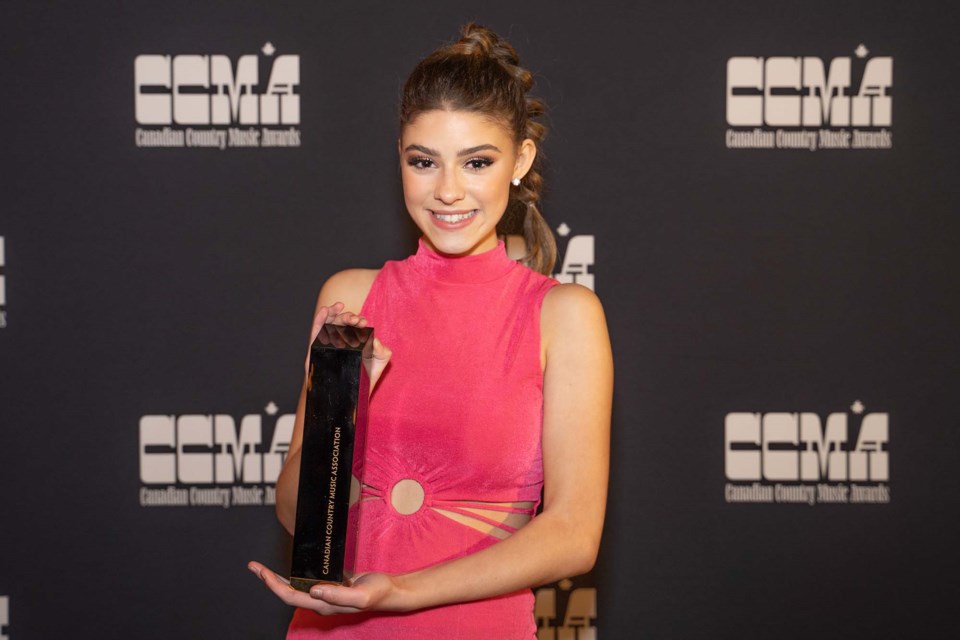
[409,238,517,284]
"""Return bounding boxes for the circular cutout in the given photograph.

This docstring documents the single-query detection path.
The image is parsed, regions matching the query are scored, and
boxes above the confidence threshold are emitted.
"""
[390,478,425,515]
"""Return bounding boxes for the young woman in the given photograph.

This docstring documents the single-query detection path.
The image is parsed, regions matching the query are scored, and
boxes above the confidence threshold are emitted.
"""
[249,24,613,639]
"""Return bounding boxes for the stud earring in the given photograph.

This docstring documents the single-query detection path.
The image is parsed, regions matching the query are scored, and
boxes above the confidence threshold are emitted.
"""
[511,178,521,186]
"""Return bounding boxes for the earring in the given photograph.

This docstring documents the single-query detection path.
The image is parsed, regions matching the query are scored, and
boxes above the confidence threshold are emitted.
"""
[511,178,521,186]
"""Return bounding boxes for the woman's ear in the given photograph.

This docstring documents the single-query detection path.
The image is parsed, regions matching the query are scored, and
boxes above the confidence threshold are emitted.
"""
[513,138,537,181]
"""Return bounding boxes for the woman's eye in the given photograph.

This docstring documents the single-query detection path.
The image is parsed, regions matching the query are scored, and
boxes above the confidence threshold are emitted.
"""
[407,156,435,169]
[465,157,493,170]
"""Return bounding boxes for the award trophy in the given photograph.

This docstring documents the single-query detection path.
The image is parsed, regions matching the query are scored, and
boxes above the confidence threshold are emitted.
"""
[290,323,373,591]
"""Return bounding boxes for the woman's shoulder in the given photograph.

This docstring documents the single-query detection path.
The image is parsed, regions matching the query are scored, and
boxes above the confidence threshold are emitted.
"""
[540,283,607,342]
[539,283,611,378]
[542,283,603,316]
[317,268,381,313]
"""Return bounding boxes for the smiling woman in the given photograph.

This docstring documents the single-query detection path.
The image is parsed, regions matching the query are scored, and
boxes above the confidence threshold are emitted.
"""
[249,23,613,640]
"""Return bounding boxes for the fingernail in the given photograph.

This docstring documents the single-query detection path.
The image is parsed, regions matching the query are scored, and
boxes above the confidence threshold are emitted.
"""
[310,587,324,598]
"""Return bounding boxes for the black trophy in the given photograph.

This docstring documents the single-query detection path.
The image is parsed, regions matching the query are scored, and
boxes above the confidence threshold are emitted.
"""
[290,323,373,591]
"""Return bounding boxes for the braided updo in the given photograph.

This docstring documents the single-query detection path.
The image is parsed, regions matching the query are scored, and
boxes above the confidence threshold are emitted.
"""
[400,24,556,275]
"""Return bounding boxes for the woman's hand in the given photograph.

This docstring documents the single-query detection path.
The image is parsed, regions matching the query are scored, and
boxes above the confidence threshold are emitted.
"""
[303,301,362,370]
[247,561,404,614]
[306,301,392,391]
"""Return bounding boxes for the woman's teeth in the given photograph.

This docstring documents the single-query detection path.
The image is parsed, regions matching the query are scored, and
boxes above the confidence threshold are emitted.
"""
[432,210,477,223]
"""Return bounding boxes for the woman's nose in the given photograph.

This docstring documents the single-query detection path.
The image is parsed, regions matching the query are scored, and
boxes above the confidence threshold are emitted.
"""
[434,168,464,204]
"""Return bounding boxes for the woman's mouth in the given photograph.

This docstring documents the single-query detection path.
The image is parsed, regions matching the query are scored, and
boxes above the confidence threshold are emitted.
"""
[430,209,478,225]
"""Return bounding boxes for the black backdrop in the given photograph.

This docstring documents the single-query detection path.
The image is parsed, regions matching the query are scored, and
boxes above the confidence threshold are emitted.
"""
[2,1,958,638]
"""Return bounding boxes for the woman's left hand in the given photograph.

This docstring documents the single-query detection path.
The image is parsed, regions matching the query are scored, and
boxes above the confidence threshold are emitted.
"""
[247,561,402,614]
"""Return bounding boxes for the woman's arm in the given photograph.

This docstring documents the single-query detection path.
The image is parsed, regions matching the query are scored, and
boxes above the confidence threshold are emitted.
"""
[253,282,613,613]
[274,268,380,535]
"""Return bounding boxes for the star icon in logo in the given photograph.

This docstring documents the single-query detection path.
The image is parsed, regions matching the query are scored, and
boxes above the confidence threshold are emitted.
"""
[557,223,571,237]
[854,43,869,58]
[850,400,865,414]
[262,42,276,56]
[265,401,279,415]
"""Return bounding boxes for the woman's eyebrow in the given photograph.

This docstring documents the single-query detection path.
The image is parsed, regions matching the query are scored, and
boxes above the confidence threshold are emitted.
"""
[403,143,502,156]
[458,144,501,156]
[404,144,439,155]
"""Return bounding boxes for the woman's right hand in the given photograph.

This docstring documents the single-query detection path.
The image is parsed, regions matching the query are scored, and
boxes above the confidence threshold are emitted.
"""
[306,301,392,392]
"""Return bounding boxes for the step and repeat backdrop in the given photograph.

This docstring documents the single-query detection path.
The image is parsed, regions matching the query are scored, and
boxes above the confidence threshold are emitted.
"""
[2,1,957,638]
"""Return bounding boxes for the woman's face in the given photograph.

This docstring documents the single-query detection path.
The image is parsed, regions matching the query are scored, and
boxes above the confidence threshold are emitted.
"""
[399,109,535,257]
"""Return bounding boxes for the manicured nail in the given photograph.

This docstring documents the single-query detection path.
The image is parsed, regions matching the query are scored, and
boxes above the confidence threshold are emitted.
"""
[310,587,325,599]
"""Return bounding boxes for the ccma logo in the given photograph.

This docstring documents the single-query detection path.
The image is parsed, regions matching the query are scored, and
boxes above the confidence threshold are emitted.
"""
[724,401,890,505]
[0,236,6,328]
[139,403,294,508]
[725,45,892,150]
[553,223,594,291]
[535,578,596,640]
[134,42,301,149]
[0,596,8,640]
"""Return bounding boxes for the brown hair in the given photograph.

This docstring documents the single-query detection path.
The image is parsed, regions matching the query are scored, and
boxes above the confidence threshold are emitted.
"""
[400,23,557,275]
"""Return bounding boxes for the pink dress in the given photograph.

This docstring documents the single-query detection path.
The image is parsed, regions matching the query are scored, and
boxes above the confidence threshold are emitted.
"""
[287,239,558,639]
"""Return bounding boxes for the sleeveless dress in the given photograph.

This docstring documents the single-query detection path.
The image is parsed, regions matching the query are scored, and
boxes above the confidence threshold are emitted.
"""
[287,239,558,639]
